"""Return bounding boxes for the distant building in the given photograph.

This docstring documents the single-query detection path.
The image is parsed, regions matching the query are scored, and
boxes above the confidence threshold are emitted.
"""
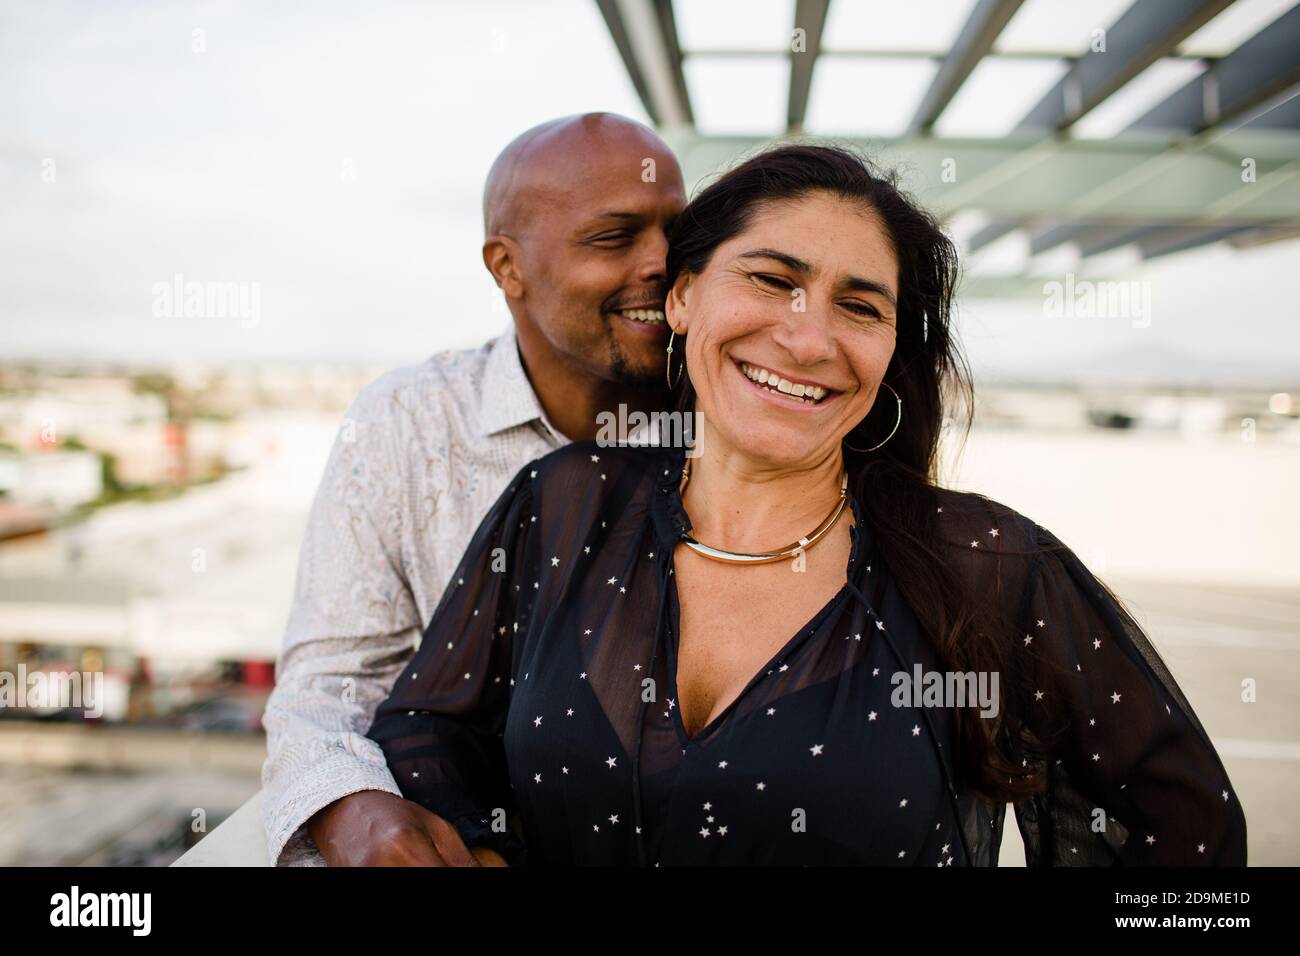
[0,450,102,509]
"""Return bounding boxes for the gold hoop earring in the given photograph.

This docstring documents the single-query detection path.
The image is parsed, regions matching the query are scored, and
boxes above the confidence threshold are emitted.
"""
[843,381,902,453]
[665,330,685,389]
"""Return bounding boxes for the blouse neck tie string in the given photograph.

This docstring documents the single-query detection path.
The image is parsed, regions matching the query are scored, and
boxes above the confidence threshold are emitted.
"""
[632,547,674,867]
[844,578,974,867]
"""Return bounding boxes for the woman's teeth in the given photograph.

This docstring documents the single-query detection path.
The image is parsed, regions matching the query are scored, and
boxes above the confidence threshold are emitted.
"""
[619,308,665,324]
[739,362,828,404]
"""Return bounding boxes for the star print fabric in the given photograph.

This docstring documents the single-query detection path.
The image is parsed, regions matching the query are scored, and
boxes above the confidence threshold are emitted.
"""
[1005,522,1246,864]
[366,440,1246,866]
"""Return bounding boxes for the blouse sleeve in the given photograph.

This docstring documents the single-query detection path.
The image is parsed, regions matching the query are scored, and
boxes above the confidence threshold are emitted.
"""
[365,459,542,866]
[1009,521,1247,866]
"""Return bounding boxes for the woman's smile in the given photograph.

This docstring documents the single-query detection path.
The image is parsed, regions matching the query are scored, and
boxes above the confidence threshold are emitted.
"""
[728,355,846,413]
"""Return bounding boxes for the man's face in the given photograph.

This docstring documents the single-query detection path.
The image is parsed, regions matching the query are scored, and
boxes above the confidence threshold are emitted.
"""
[516,137,686,386]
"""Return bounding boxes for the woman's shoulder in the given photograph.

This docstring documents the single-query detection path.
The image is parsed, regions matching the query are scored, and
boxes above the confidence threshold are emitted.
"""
[513,439,679,537]
[925,485,1107,614]
[921,485,1081,603]
[529,438,678,489]
[929,485,1044,554]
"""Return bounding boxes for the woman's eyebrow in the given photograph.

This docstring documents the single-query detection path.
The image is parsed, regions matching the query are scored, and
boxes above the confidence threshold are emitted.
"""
[740,248,811,273]
[741,248,897,307]
[842,276,897,308]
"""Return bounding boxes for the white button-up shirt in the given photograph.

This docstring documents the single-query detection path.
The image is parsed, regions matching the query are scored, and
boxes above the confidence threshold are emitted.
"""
[261,327,567,865]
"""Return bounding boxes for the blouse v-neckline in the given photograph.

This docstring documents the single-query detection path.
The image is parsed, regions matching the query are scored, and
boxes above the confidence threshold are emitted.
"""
[651,449,871,748]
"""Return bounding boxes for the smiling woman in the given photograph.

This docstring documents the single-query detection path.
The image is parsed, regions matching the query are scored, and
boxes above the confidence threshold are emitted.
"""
[367,144,1247,867]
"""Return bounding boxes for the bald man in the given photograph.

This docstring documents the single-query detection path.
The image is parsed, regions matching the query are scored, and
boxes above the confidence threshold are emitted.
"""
[261,113,686,866]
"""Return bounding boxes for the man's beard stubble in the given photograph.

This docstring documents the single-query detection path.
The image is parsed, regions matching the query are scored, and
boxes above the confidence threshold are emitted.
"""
[607,332,665,389]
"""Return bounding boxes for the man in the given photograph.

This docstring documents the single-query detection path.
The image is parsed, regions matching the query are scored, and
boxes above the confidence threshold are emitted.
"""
[261,112,686,865]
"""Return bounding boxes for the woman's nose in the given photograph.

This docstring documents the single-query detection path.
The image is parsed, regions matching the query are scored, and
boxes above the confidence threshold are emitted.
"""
[771,295,836,366]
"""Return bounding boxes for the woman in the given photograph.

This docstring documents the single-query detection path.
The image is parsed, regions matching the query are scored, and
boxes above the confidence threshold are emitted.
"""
[366,144,1247,866]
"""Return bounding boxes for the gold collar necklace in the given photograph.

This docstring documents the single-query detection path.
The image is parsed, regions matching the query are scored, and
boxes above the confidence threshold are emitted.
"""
[676,456,850,565]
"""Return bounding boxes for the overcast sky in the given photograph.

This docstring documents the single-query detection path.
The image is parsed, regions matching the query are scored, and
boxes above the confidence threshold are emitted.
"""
[1,0,1297,386]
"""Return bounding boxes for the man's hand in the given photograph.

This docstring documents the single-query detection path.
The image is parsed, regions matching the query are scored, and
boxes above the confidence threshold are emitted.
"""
[307,790,507,867]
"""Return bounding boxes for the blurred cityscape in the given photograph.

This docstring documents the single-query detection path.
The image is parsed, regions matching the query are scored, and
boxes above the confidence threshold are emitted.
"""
[1,356,1297,864]
[0,359,383,864]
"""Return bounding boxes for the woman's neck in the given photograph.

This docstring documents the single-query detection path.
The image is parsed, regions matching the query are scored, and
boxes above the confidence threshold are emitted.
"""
[679,431,847,553]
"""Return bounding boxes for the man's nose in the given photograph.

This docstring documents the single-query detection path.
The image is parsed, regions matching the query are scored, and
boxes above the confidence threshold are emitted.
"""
[636,231,669,284]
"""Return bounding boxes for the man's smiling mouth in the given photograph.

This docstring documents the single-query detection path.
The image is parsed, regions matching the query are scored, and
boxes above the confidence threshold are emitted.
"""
[735,359,835,404]
[612,306,666,325]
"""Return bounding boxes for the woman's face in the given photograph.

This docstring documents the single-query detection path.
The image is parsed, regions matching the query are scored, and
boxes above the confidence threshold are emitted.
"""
[667,190,900,470]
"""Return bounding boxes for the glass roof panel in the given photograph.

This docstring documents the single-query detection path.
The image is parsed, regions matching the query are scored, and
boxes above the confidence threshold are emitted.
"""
[674,0,795,51]
[933,56,1071,136]
[994,0,1138,55]
[1178,0,1297,56]
[804,56,939,136]
[1072,58,1206,137]
[821,0,978,53]
[683,55,791,135]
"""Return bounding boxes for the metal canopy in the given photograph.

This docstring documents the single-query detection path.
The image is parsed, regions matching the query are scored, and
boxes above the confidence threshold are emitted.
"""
[1129,3,1300,132]
[908,0,1027,136]
[977,2,1300,257]
[1014,0,1234,132]
[598,0,1300,295]
[786,0,830,131]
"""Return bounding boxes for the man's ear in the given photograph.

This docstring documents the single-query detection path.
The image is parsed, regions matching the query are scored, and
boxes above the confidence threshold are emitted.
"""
[482,236,524,299]
[665,271,694,334]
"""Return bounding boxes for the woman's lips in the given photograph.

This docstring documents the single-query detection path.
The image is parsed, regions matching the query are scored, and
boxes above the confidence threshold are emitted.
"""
[730,358,840,411]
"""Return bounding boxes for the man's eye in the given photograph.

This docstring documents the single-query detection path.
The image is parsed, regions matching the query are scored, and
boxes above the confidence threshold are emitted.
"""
[590,232,632,244]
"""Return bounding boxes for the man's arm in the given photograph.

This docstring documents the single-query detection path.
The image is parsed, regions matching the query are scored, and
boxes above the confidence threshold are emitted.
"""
[260,373,427,865]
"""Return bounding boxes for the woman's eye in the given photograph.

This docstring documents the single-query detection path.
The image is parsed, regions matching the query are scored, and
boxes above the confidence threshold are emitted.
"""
[755,273,794,290]
[842,301,881,319]
[590,232,631,245]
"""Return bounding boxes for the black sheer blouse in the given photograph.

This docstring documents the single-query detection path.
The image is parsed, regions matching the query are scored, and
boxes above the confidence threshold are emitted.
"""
[367,440,1247,866]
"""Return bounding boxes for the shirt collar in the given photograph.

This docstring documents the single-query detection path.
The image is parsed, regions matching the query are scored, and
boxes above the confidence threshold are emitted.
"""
[478,326,565,445]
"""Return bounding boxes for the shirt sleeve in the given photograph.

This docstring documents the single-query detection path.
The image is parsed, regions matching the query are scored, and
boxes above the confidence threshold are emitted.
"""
[260,378,417,866]
[366,458,541,867]
[1009,521,1247,866]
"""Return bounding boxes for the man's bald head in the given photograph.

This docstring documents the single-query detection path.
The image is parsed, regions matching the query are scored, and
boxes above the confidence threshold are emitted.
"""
[479,112,685,393]
[482,112,676,238]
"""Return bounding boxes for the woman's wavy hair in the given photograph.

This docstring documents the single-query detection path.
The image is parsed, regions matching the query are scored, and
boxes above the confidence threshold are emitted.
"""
[664,143,1047,804]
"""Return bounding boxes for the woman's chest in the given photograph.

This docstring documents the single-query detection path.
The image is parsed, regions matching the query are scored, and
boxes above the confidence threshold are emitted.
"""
[671,542,851,739]
[502,647,959,865]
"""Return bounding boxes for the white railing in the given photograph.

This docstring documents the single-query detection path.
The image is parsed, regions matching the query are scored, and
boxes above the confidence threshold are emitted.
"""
[171,788,1027,866]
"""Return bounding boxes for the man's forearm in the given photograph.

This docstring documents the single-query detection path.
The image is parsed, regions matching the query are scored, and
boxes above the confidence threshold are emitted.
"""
[261,656,409,865]
[262,728,404,864]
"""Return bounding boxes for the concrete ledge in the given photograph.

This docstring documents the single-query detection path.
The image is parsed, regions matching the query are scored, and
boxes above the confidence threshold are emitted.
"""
[173,792,269,866]
[168,787,1025,867]
[0,722,265,774]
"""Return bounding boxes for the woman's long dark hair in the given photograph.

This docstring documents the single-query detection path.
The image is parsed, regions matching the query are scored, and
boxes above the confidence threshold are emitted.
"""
[664,143,1046,804]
